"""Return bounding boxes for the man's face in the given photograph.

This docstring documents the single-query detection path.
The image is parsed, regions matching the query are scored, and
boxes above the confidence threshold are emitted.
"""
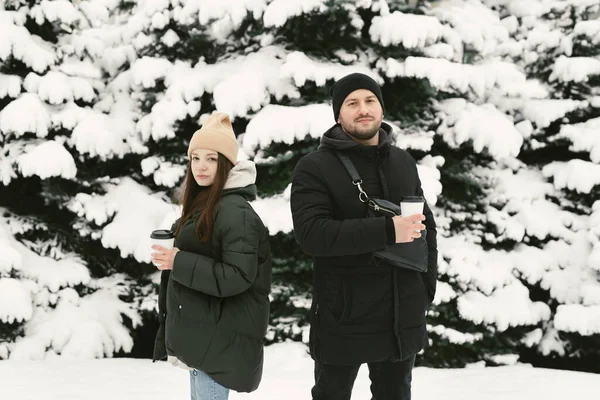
[337,89,384,141]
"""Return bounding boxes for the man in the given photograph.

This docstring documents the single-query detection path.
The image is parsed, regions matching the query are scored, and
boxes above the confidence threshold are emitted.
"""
[290,73,438,400]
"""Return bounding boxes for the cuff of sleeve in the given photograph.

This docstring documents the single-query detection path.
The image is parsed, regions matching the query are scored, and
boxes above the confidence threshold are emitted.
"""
[171,250,195,287]
[385,217,396,244]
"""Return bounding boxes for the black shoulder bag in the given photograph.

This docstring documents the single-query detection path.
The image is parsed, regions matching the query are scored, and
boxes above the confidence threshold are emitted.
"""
[335,152,428,273]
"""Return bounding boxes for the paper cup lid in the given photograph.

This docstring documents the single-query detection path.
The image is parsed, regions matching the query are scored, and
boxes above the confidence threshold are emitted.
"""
[401,196,424,203]
[150,229,175,239]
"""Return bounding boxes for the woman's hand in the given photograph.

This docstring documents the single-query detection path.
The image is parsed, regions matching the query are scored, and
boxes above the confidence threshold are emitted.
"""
[151,246,180,270]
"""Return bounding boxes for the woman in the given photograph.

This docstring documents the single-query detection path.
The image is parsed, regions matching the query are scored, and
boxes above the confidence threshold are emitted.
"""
[151,112,272,399]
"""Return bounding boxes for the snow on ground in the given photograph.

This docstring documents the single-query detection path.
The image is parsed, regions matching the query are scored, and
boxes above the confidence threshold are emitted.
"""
[1,341,600,400]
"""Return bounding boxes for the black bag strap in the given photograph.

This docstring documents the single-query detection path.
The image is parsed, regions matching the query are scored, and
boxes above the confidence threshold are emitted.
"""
[335,152,370,203]
[336,152,361,182]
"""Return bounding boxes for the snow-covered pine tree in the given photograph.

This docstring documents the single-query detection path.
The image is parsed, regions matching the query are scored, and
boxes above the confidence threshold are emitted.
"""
[382,0,600,371]
[0,0,165,359]
[366,0,547,368]
[481,0,600,371]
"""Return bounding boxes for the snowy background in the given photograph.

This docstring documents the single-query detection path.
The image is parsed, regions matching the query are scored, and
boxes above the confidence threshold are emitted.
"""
[1,0,600,395]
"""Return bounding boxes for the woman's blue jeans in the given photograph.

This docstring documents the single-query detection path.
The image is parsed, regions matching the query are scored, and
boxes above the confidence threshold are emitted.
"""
[190,369,229,400]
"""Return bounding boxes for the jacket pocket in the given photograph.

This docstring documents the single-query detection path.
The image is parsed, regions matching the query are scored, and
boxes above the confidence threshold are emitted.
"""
[339,273,392,326]
[321,272,346,323]
[321,271,392,330]
[169,277,221,324]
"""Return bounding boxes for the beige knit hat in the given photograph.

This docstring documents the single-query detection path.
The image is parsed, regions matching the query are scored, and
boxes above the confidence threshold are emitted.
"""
[187,112,238,165]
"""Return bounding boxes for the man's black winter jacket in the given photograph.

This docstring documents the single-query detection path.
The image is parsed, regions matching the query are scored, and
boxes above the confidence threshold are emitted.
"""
[291,123,438,365]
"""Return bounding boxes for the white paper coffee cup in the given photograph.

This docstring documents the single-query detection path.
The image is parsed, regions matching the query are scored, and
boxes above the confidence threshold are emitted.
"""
[401,196,425,233]
[150,229,175,266]
[400,196,424,216]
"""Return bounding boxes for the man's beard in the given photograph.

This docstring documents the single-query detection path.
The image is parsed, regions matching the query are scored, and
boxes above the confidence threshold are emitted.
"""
[341,120,381,141]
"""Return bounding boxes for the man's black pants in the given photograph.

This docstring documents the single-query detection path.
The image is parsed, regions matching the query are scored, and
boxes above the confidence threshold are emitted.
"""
[311,356,416,400]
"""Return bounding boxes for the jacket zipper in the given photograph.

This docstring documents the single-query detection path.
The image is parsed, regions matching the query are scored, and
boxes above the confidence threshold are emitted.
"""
[369,200,397,217]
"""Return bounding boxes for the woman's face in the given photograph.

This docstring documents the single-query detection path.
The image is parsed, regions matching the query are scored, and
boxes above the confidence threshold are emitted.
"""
[190,149,219,186]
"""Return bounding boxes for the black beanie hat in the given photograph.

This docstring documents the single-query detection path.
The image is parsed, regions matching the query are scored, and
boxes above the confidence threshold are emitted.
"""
[330,73,385,121]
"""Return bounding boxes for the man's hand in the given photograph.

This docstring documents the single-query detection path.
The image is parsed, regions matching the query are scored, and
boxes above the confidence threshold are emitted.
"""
[392,214,426,243]
[151,245,180,270]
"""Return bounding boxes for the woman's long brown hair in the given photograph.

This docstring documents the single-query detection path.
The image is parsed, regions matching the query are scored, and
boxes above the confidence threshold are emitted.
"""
[174,153,234,242]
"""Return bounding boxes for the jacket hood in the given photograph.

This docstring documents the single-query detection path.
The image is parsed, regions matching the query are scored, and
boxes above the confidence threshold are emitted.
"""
[318,122,394,150]
[223,159,257,200]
